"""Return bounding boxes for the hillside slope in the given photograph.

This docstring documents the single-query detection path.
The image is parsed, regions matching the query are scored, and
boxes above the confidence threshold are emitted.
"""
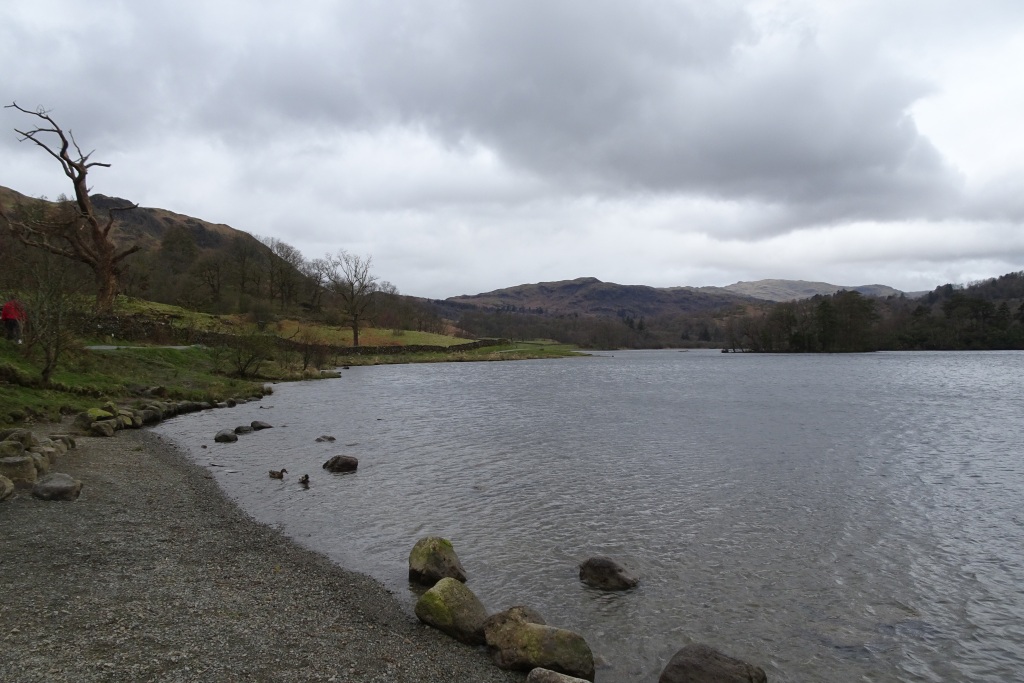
[447,277,755,317]
[714,279,904,302]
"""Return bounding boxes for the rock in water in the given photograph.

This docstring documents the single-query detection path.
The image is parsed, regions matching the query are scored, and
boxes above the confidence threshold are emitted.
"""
[484,607,595,681]
[32,473,83,501]
[658,644,767,683]
[322,455,359,473]
[408,536,467,586]
[214,429,238,443]
[579,556,639,590]
[414,577,489,644]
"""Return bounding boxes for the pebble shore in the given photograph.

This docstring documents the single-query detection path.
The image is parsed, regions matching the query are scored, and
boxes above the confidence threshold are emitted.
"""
[0,427,523,683]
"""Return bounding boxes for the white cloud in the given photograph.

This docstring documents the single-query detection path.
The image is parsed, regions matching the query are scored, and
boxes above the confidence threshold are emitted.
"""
[1,0,1022,298]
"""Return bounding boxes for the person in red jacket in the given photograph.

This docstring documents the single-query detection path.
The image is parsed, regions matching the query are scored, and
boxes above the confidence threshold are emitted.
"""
[1,297,26,344]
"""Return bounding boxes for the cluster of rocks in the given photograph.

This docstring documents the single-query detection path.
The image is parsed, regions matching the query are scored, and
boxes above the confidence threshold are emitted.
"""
[406,536,767,682]
[75,393,267,438]
[212,429,360,476]
[214,420,274,443]
[0,428,81,502]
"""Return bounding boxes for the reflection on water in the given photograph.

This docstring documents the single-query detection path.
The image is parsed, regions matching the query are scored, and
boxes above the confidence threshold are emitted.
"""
[154,350,1024,682]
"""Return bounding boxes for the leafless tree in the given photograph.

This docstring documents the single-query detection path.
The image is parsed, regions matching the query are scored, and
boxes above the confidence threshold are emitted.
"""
[0,103,140,313]
[301,256,332,313]
[325,250,392,346]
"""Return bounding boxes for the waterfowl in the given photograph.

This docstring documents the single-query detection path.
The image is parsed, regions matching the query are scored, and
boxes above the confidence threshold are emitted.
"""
[298,474,310,488]
[269,468,287,479]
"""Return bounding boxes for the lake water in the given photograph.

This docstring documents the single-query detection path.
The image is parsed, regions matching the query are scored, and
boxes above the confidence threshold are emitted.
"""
[153,349,1024,682]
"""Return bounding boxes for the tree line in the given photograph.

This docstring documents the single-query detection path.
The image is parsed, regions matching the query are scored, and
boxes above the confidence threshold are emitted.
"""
[725,276,1024,352]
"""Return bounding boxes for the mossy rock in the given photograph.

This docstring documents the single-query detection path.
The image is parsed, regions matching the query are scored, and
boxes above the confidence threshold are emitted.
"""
[414,577,488,645]
[408,536,467,586]
[485,609,595,681]
[74,408,115,431]
[0,456,38,488]
[0,440,26,458]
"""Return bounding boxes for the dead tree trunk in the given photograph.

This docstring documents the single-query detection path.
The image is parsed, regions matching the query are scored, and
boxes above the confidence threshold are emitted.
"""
[0,103,140,313]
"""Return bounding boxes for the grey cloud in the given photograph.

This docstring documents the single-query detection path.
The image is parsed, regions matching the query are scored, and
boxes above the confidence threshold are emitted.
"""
[198,1,961,231]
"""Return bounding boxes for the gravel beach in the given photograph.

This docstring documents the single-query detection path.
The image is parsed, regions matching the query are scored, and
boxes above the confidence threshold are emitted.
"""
[0,427,523,682]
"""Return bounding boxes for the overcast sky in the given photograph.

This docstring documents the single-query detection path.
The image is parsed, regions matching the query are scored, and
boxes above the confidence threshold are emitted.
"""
[2,1,1023,298]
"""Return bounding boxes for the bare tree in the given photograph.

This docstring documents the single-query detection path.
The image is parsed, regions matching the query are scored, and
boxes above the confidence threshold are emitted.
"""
[24,251,88,384]
[326,250,390,346]
[301,256,332,313]
[0,103,140,313]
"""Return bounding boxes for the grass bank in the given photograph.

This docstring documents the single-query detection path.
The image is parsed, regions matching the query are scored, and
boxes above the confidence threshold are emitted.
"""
[334,339,584,365]
[0,343,273,426]
[1,333,583,427]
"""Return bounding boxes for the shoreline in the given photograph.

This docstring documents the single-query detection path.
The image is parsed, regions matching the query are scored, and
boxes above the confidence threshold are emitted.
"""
[0,427,522,682]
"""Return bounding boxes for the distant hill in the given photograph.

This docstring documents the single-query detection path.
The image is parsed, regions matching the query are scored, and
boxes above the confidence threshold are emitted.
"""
[0,185,263,256]
[446,277,755,318]
[708,279,906,302]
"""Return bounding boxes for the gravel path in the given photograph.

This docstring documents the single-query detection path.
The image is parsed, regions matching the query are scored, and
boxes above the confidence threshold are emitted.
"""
[0,428,524,682]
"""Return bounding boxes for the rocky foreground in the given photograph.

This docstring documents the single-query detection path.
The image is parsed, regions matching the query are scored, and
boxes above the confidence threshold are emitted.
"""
[0,427,523,683]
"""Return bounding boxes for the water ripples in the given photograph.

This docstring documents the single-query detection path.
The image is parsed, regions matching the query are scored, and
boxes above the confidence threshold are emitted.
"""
[154,350,1024,682]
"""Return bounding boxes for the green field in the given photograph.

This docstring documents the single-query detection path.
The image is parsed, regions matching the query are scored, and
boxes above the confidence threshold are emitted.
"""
[0,300,583,427]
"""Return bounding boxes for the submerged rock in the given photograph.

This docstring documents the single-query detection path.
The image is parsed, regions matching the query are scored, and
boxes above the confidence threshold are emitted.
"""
[579,556,639,591]
[251,421,273,430]
[658,644,767,683]
[408,536,467,586]
[214,429,238,443]
[322,455,358,473]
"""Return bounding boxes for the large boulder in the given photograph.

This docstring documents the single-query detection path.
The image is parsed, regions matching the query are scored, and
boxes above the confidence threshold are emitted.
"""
[414,577,489,645]
[0,455,38,488]
[0,440,26,457]
[32,473,83,501]
[0,474,14,501]
[0,428,38,448]
[234,424,254,434]
[408,536,467,586]
[50,434,77,450]
[322,455,359,474]
[74,408,115,432]
[36,437,66,456]
[579,556,639,591]
[484,607,595,681]
[90,420,118,437]
[29,452,50,476]
[658,644,767,683]
[214,429,239,443]
[30,445,60,464]
[527,669,593,683]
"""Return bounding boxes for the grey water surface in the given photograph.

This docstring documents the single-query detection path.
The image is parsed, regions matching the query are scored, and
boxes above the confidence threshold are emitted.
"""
[153,349,1024,682]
